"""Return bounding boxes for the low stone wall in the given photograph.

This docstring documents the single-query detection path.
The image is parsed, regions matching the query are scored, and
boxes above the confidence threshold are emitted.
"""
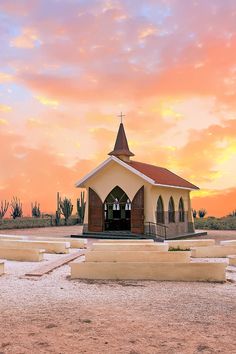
[85,250,191,263]
[32,237,86,249]
[191,245,236,258]
[0,234,86,249]
[166,239,215,250]
[70,261,226,282]
[91,243,169,252]
[0,248,44,261]
[0,240,70,254]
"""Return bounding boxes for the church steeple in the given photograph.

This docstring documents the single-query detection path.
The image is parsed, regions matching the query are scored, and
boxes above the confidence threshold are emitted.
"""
[108,120,134,162]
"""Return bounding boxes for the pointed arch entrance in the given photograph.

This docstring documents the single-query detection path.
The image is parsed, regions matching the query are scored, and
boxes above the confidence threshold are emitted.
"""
[104,186,131,231]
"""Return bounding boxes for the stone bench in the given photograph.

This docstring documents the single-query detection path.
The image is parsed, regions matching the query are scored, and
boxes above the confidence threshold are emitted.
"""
[31,237,86,249]
[0,235,85,249]
[220,240,236,246]
[166,239,215,250]
[0,240,70,254]
[90,243,169,252]
[0,248,45,261]
[85,250,191,263]
[191,245,236,258]
[0,259,4,275]
[228,255,236,266]
[70,261,226,282]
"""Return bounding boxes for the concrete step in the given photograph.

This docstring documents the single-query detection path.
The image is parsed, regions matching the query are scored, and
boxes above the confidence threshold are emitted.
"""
[71,232,164,242]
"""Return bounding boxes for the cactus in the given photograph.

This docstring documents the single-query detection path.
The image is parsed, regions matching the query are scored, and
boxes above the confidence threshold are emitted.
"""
[0,200,9,219]
[10,197,23,219]
[59,197,73,225]
[31,202,41,218]
[77,191,86,223]
[55,192,62,226]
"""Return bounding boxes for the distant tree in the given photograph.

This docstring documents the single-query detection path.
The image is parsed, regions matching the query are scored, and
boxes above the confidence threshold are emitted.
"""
[198,208,207,218]
[0,200,9,219]
[192,209,197,218]
[11,197,23,219]
[31,202,41,218]
[59,197,73,225]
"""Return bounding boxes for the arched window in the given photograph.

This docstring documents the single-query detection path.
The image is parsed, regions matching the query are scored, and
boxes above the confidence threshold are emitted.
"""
[156,196,164,224]
[168,197,175,223]
[179,198,185,222]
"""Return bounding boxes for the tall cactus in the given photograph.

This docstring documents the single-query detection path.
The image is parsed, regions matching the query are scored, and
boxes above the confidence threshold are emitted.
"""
[0,200,9,219]
[59,197,73,225]
[55,192,61,226]
[77,191,86,223]
[11,197,23,219]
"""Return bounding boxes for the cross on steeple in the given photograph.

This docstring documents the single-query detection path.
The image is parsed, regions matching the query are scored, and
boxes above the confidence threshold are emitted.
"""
[117,112,125,123]
[108,114,134,161]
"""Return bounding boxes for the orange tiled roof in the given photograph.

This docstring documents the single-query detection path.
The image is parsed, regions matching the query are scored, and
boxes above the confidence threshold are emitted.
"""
[126,160,199,190]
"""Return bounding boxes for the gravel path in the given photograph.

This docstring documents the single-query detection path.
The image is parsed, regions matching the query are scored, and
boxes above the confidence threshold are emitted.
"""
[0,228,236,354]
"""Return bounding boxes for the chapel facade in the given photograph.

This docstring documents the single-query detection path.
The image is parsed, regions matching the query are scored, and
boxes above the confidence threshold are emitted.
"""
[76,121,198,238]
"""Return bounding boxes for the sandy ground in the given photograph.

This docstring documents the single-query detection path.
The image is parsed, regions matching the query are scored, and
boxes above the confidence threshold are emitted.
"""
[0,227,236,354]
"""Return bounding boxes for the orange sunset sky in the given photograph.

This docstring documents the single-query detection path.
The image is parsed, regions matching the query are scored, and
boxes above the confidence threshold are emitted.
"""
[0,0,236,217]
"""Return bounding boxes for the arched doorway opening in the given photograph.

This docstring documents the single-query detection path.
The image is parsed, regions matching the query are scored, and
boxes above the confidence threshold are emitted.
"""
[104,186,131,231]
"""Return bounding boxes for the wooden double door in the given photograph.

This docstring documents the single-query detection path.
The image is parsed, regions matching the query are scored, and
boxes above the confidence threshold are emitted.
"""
[88,186,144,234]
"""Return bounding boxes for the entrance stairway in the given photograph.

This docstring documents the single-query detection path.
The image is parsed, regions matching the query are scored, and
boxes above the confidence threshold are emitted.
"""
[71,230,164,242]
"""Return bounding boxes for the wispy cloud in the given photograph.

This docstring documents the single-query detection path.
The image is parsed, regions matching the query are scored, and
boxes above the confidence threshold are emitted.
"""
[0,0,236,215]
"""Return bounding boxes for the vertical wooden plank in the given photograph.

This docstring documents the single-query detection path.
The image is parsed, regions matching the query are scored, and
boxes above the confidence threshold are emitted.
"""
[131,186,144,234]
[88,188,103,232]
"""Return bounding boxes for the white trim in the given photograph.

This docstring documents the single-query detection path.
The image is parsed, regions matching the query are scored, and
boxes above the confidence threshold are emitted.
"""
[75,155,198,191]
[154,183,198,191]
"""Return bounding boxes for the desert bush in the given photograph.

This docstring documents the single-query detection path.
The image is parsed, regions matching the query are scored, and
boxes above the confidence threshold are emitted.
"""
[0,216,78,230]
[195,216,236,230]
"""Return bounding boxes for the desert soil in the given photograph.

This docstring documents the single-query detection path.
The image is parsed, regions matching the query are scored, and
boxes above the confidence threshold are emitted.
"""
[0,227,236,354]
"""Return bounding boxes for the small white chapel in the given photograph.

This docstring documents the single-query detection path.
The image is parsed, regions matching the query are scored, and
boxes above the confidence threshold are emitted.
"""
[75,117,198,238]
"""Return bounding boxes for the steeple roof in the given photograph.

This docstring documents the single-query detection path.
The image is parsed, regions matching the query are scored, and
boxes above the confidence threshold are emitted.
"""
[108,123,134,157]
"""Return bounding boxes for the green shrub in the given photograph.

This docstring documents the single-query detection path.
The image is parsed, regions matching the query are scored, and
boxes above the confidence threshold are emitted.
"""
[169,246,191,251]
[195,216,236,230]
[0,216,78,230]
